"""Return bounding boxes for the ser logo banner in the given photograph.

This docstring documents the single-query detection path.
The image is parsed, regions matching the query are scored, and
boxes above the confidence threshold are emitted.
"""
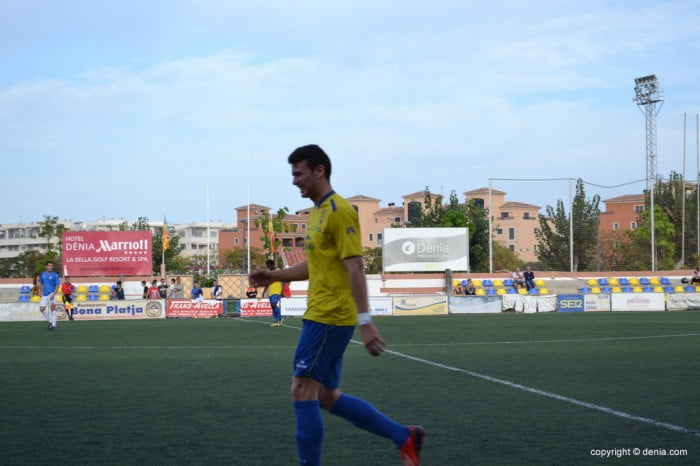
[557,294,585,312]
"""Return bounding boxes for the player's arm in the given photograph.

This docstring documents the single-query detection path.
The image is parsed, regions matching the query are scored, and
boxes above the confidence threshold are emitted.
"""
[343,256,385,357]
[250,261,308,287]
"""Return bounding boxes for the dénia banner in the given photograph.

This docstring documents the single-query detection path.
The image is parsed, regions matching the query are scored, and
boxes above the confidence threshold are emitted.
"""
[61,231,153,276]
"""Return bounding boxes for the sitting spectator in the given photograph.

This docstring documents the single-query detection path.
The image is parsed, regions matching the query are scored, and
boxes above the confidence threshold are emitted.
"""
[523,266,536,290]
[111,280,125,300]
[511,268,525,289]
[691,268,700,285]
[453,284,464,295]
[464,279,476,295]
[30,275,41,297]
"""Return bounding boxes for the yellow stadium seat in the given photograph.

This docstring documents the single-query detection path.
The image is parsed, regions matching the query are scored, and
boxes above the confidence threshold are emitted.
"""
[587,278,598,286]
[30,295,41,302]
[77,285,88,294]
[696,286,700,293]
[653,286,664,293]
[608,277,619,286]
[99,294,110,301]
[534,278,545,287]
[99,285,111,293]
[629,277,640,285]
[76,294,87,301]
[612,287,622,293]
[649,277,660,285]
[591,287,601,294]
[476,288,486,296]
[518,288,528,295]
[493,279,504,287]
[632,286,643,293]
[496,288,507,295]
[674,285,685,293]
[472,279,482,287]
[539,288,549,294]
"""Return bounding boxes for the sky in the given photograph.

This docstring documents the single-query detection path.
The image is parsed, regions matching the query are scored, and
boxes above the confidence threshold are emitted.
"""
[2,0,700,225]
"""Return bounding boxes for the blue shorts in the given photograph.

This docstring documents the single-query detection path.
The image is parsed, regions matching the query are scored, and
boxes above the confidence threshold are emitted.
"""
[293,319,355,389]
[269,294,281,306]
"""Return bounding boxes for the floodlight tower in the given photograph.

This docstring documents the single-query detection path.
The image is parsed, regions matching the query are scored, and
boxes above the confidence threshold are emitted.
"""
[633,75,664,190]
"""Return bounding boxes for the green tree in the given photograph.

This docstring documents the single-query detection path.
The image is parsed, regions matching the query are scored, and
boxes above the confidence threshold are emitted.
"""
[221,247,267,273]
[492,242,523,271]
[37,215,68,263]
[152,228,185,275]
[535,179,600,271]
[363,247,383,274]
[119,216,151,232]
[633,205,676,270]
[0,250,46,278]
[255,207,296,259]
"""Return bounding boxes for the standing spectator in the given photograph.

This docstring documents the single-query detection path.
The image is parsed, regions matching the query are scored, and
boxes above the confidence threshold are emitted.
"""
[211,280,223,301]
[245,286,258,298]
[158,278,169,298]
[141,280,149,299]
[147,280,161,299]
[61,276,76,321]
[264,260,283,326]
[523,266,536,290]
[168,277,185,299]
[38,260,61,331]
[111,280,125,300]
[191,282,204,301]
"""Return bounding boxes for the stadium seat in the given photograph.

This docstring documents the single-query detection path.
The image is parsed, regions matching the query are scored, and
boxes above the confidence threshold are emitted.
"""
[642,286,654,293]
[653,286,664,293]
[696,286,700,293]
[601,286,612,294]
[475,288,486,296]
[608,277,619,286]
[660,277,671,285]
[99,294,110,301]
[87,294,99,301]
[685,286,695,293]
[493,279,504,287]
[517,288,528,295]
[18,295,30,302]
[597,278,609,286]
[621,286,633,293]
[496,288,507,295]
[632,286,643,293]
[674,285,685,293]
[77,285,88,294]
[539,288,550,294]
[99,285,111,293]
[482,279,493,287]
[528,288,540,295]
[486,288,497,296]
[507,288,518,294]
[629,277,640,286]
[472,279,482,287]
[587,278,598,286]
[30,295,41,302]
[611,287,622,293]
[649,277,661,285]
[77,294,87,301]
[579,287,591,293]
[88,285,99,293]
[619,278,630,286]
[452,280,460,287]
[663,286,674,293]
[503,279,514,287]
[20,285,31,293]
[591,287,601,294]
[535,278,546,287]
[639,278,650,286]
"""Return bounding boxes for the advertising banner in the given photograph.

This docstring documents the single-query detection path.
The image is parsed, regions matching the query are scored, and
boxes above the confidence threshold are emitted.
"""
[610,293,665,312]
[502,295,539,313]
[166,299,222,318]
[280,297,306,317]
[666,293,700,311]
[557,294,585,313]
[393,296,448,316]
[383,228,468,272]
[584,294,611,312]
[241,299,273,317]
[71,300,166,320]
[0,303,46,321]
[537,295,557,313]
[449,296,502,314]
[278,297,393,317]
[369,297,393,316]
[62,231,152,276]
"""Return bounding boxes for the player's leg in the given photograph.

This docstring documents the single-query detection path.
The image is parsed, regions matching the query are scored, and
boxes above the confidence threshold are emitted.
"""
[39,296,51,328]
[291,376,324,466]
[49,301,57,329]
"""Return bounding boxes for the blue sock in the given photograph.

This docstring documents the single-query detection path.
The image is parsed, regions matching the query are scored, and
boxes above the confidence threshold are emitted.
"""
[329,394,409,447]
[294,400,323,465]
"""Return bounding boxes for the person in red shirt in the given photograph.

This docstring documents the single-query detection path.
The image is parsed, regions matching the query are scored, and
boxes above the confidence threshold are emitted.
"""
[147,280,161,299]
[61,276,76,321]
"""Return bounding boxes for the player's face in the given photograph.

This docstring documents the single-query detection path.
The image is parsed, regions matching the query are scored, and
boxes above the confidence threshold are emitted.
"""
[291,160,323,199]
[46,263,53,271]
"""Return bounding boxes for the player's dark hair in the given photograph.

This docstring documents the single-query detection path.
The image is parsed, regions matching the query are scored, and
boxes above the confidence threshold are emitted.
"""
[288,144,332,180]
[266,259,275,267]
[45,260,54,266]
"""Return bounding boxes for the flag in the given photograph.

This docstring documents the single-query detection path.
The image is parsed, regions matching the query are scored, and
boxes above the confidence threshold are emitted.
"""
[268,216,275,251]
[162,218,170,251]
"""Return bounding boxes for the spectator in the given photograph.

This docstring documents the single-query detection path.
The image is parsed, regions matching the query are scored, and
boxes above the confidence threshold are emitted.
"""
[168,277,185,299]
[523,266,536,290]
[464,279,476,296]
[691,268,700,285]
[511,268,525,289]
[211,280,223,301]
[111,280,125,300]
[147,280,161,299]
[141,280,149,299]
[158,278,168,298]
[191,282,204,302]
[246,286,258,298]
[453,284,464,295]
[61,276,76,321]
[30,275,41,297]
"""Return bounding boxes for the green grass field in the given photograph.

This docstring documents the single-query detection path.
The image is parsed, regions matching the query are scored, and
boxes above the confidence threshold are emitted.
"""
[2,312,699,465]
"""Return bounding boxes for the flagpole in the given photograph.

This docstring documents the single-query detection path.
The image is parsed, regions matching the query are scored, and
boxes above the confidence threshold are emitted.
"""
[247,185,251,275]
[206,184,211,278]
[161,215,166,279]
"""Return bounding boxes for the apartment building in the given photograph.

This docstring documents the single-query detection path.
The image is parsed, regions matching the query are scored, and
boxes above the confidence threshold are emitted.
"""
[599,194,645,232]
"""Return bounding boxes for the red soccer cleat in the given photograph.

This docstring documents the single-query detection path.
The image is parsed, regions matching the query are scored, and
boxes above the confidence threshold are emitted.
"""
[399,425,425,466]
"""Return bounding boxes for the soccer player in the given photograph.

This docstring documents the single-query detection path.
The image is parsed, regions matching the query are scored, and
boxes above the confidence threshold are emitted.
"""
[61,276,76,321]
[39,260,61,330]
[264,259,284,327]
[250,145,424,466]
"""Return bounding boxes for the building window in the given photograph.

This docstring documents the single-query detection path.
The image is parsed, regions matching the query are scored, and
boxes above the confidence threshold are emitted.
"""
[508,228,515,240]
[234,238,239,245]
[369,233,373,242]
[613,222,619,231]
[377,233,383,244]
[407,202,421,224]
[496,228,503,235]
[501,212,509,219]
[243,238,247,244]
[508,245,515,252]
[473,198,484,208]
[394,217,401,223]
[634,205,644,214]
[631,222,637,230]
[523,212,530,219]
[375,218,378,223]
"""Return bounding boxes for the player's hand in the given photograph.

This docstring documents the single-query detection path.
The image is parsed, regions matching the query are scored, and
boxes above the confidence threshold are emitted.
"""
[249,269,272,287]
[360,323,385,357]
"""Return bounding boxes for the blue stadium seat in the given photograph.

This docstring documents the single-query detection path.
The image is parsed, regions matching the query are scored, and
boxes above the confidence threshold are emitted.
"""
[88,285,99,293]
[87,294,99,301]
[601,286,612,294]
[528,288,540,295]
[639,278,650,286]
[579,287,591,293]
[486,288,497,296]
[621,286,633,293]
[660,277,671,285]
[685,286,695,293]
[482,279,493,287]
[506,288,517,294]
[18,295,30,302]
[664,286,674,293]
[20,285,31,293]
[597,278,609,286]
[503,279,514,287]
[619,278,630,286]
[642,286,654,293]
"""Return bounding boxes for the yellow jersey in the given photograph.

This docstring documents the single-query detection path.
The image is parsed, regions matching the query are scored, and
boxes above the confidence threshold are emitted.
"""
[268,280,283,296]
[304,191,363,326]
